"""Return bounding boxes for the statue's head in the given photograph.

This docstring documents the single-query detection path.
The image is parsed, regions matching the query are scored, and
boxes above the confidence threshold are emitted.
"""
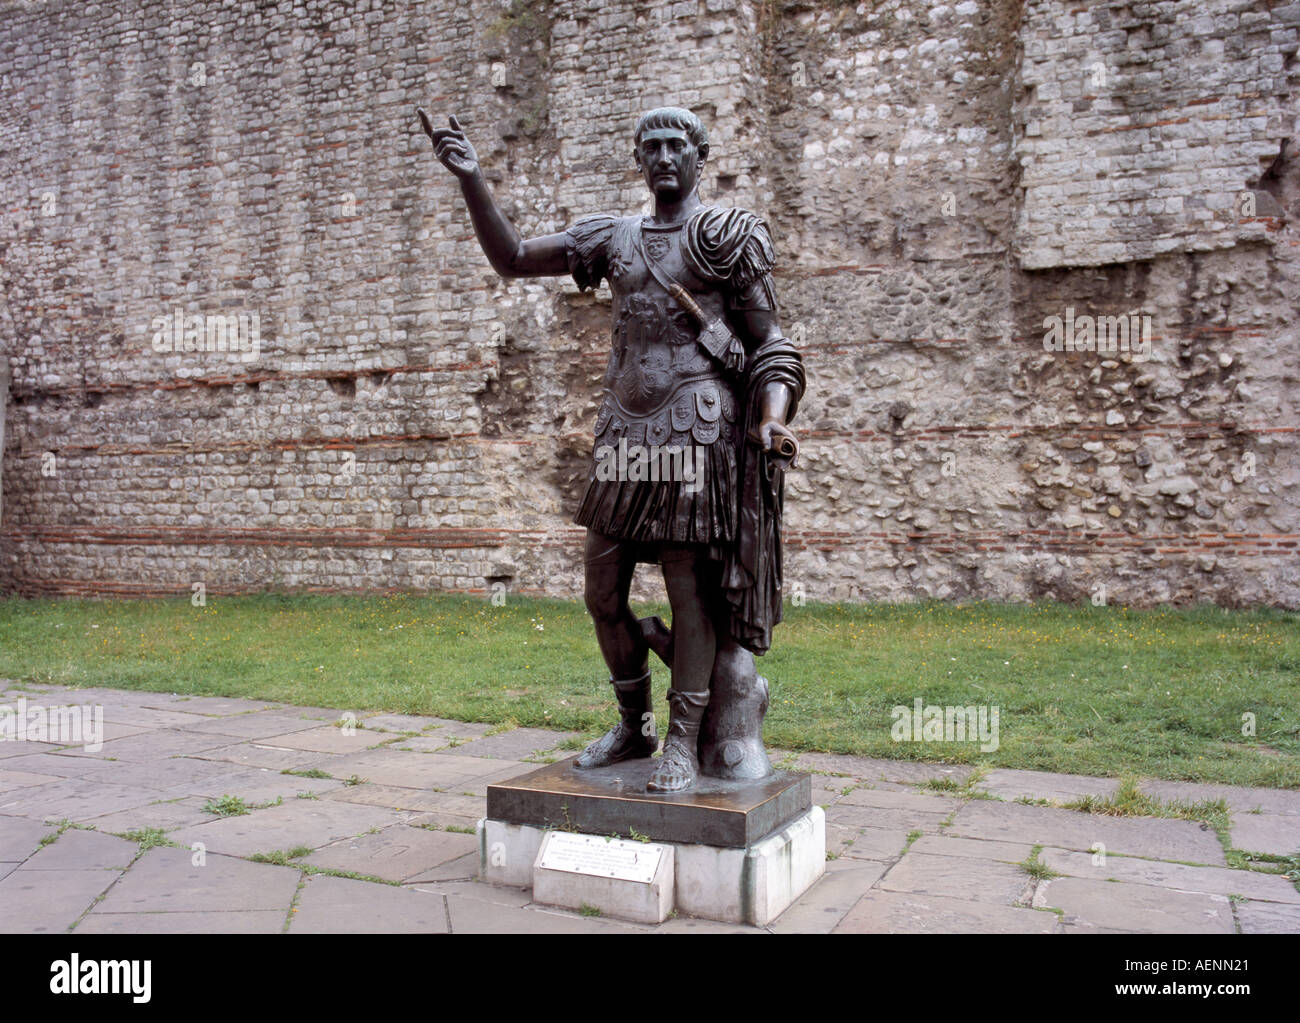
[633,107,709,202]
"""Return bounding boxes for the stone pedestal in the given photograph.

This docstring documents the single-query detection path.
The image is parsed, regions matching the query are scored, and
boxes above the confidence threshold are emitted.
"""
[478,756,825,926]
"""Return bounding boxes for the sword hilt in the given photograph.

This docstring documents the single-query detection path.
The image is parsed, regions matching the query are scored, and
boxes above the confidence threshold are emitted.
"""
[667,282,705,323]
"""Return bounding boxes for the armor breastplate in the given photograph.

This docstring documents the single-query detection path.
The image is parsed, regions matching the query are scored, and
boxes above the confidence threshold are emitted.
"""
[593,220,739,450]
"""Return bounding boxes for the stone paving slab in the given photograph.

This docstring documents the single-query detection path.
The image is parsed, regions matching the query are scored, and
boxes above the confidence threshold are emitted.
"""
[442,893,640,934]
[388,794,485,820]
[0,777,189,823]
[1235,900,1300,934]
[270,705,355,722]
[420,719,495,740]
[289,874,448,934]
[387,735,457,754]
[20,828,138,871]
[789,752,974,786]
[769,861,889,934]
[170,799,405,859]
[947,800,1228,865]
[45,754,237,792]
[441,728,580,761]
[165,697,280,716]
[326,783,481,817]
[70,720,157,744]
[45,728,249,762]
[77,910,288,934]
[182,711,328,739]
[837,787,963,813]
[909,834,1036,863]
[94,846,299,914]
[2,719,147,750]
[360,713,448,733]
[0,867,124,932]
[1040,847,1300,904]
[827,825,910,862]
[1034,877,1235,933]
[826,803,951,833]
[0,815,53,859]
[84,797,218,836]
[655,915,763,933]
[179,765,346,804]
[0,740,62,758]
[404,851,480,884]
[0,751,128,778]
[319,749,529,790]
[879,851,1035,905]
[259,726,380,754]
[976,768,1120,804]
[810,777,856,807]
[1228,813,1300,856]
[0,768,65,792]
[834,889,1059,934]
[14,687,188,709]
[814,776,923,798]
[186,741,344,772]
[302,825,476,882]
[414,878,534,908]
[99,707,222,729]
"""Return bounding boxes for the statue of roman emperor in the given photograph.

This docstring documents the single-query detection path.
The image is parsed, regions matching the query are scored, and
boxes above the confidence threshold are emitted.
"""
[419,105,805,792]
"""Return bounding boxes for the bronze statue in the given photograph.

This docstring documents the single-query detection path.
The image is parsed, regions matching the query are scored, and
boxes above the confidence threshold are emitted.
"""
[418,106,805,792]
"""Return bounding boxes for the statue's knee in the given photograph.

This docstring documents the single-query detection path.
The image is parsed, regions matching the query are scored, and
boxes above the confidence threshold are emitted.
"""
[584,586,623,627]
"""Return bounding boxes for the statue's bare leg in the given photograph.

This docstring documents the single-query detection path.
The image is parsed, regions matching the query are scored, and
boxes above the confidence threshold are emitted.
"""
[575,531,658,769]
[646,546,719,792]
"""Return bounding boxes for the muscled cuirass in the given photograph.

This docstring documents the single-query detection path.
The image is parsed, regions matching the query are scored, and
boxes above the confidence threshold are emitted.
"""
[592,218,740,451]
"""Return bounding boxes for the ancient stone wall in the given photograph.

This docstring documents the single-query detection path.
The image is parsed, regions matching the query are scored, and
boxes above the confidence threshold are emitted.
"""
[1,0,1297,608]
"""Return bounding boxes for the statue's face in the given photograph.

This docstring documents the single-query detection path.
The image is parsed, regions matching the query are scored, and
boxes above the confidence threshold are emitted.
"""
[634,127,707,202]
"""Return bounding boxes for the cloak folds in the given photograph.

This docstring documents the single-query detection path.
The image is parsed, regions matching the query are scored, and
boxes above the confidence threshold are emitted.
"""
[683,206,805,655]
[724,335,805,656]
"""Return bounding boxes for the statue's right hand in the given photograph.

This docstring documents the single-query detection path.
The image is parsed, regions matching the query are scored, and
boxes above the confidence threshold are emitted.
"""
[418,110,480,180]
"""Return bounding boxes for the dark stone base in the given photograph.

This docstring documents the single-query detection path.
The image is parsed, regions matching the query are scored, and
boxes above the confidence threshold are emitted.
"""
[486,755,811,848]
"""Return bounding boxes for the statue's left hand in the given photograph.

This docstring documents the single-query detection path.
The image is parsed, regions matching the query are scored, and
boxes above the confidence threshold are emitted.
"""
[757,419,799,468]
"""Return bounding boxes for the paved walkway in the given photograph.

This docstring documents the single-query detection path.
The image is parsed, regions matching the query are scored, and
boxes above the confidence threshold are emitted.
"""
[1,682,1297,934]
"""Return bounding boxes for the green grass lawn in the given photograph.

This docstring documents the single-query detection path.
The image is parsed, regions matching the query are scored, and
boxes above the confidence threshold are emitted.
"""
[0,593,1296,789]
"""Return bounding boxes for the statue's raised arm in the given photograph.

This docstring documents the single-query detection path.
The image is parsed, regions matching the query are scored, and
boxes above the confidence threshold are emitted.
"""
[417,109,568,278]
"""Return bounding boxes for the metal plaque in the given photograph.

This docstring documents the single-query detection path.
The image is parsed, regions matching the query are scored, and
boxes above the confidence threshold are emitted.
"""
[539,832,664,883]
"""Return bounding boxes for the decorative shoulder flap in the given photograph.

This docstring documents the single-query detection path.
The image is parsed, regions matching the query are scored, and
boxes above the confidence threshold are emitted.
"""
[682,206,775,287]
